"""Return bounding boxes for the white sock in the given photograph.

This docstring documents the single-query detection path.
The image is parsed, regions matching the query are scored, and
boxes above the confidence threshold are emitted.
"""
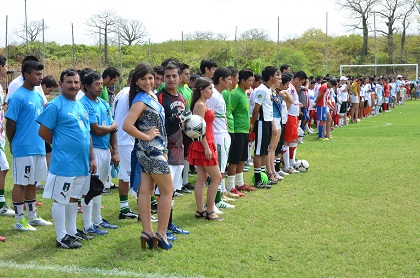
[81,198,93,230]
[221,178,226,192]
[25,199,37,220]
[182,160,189,185]
[52,202,67,241]
[282,145,290,170]
[235,172,244,187]
[289,143,297,167]
[65,202,78,236]
[227,175,235,191]
[92,195,102,224]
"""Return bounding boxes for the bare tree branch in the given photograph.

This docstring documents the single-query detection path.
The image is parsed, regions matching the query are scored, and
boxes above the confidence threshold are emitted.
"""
[239,28,270,41]
[14,20,48,42]
[116,18,147,46]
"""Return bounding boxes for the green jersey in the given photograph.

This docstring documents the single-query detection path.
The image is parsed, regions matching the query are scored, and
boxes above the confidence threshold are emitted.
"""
[99,86,109,102]
[222,89,235,133]
[178,84,192,111]
[229,87,250,133]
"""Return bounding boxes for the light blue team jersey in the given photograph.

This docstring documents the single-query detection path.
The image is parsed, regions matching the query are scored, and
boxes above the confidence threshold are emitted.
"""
[5,86,45,158]
[36,95,91,177]
[79,95,113,149]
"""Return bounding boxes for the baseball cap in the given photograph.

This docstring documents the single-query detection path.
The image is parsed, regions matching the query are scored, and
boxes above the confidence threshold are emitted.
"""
[84,175,104,205]
[340,76,348,81]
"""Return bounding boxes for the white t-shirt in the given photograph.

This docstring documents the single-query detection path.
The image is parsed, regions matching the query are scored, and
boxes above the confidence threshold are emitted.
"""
[338,84,348,102]
[6,75,47,105]
[113,87,134,146]
[307,89,315,111]
[253,83,273,121]
[287,83,300,117]
[207,87,228,134]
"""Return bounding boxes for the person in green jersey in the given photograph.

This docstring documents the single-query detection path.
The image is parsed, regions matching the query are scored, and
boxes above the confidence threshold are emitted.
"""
[227,69,256,193]
[99,67,120,104]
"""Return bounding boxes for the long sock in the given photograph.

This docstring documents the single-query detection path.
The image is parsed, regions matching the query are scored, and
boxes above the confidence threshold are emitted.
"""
[0,189,5,208]
[120,195,129,213]
[235,172,244,187]
[52,202,66,241]
[25,199,37,220]
[65,202,78,236]
[82,198,93,230]
[215,190,222,203]
[248,143,252,161]
[254,168,261,183]
[151,195,158,206]
[282,145,290,170]
[13,201,25,223]
[168,208,173,229]
[261,166,266,173]
[221,179,226,192]
[318,125,324,138]
[275,158,281,172]
[289,143,297,167]
[92,195,102,224]
[227,175,235,191]
[182,160,189,185]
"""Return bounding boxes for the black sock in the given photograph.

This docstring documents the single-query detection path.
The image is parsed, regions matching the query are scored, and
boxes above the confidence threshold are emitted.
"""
[254,168,261,183]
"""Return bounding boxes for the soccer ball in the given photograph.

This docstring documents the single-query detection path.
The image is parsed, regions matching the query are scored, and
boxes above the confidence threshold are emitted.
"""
[294,160,309,172]
[183,115,206,139]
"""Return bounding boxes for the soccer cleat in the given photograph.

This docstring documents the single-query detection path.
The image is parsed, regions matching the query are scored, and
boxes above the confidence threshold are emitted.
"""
[236,184,256,192]
[95,218,118,229]
[230,187,245,197]
[73,229,94,240]
[14,218,37,231]
[28,216,52,226]
[223,190,239,198]
[119,209,139,220]
[221,195,235,203]
[0,205,15,217]
[102,188,111,195]
[151,216,158,223]
[56,234,83,249]
[179,187,192,194]
[84,225,108,235]
[254,180,272,189]
[174,191,184,197]
[318,137,329,141]
[243,166,250,172]
[286,167,300,174]
[168,223,190,234]
[213,206,224,215]
[166,231,177,241]
[215,201,235,209]
[183,182,195,190]
[277,170,289,177]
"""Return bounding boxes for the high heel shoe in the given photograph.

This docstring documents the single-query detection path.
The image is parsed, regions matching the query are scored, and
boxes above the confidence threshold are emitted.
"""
[140,231,158,249]
[195,210,205,219]
[205,211,223,221]
[155,232,172,250]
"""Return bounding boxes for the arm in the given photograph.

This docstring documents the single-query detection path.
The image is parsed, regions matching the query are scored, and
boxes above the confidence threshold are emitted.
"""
[109,130,120,167]
[5,119,16,154]
[89,136,97,174]
[277,89,293,109]
[122,102,160,141]
[38,124,52,144]
[90,121,118,136]
[250,103,261,131]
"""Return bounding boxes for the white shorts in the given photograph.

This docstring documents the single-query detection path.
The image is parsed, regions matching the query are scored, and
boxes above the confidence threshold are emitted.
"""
[214,133,231,173]
[117,145,133,183]
[350,95,359,104]
[273,118,281,130]
[154,165,183,195]
[12,155,47,185]
[0,149,9,171]
[93,148,111,185]
[43,173,89,204]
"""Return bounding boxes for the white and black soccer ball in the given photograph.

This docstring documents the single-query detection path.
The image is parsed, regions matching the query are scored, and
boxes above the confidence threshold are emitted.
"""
[183,114,206,139]
[294,159,309,172]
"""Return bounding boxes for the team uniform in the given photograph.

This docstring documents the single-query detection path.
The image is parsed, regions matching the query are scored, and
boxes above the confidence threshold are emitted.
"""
[282,83,300,173]
[5,86,49,231]
[253,83,273,156]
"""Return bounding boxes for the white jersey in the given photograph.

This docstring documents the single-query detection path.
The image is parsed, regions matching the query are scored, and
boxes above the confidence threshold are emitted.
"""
[307,89,315,111]
[207,87,228,134]
[113,87,134,146]
[253,83,273,121]
[338,84,348,102]
[6,75,47,105]
[287,83,300,117]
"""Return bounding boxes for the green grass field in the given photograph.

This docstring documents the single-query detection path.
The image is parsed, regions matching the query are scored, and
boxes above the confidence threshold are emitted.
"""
[0,101,419,277]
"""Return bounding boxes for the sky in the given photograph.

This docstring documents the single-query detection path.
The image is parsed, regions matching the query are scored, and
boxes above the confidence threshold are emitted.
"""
[0,0,353,46]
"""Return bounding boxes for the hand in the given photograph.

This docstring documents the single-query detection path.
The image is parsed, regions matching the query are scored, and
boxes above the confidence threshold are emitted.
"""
[176,110,192,123]
[111,122,118,132]
[145,126,160,141]
[89,159,97,174]
[204,147,212,160]
[111,152,120,168]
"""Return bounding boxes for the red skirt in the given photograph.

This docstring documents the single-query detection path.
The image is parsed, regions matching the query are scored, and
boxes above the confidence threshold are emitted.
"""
[188,141,218,166]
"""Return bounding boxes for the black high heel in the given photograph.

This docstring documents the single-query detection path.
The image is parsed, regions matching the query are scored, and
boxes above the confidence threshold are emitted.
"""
[205,211,223,221]
[155,232,172,250]
[195,210,205,219]
[140,232,157,249]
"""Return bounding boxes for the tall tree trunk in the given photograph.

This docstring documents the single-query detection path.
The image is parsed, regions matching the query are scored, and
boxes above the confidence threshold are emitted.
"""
[387,22,394,64]
[362,15,369,59]
[104,26,108,66]
[401,27,407,63]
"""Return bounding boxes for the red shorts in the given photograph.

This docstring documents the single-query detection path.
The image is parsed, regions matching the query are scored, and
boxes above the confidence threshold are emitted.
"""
[284,115,298,142]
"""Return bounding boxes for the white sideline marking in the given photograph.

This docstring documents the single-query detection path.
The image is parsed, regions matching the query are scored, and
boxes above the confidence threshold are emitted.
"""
[0,261,199,278]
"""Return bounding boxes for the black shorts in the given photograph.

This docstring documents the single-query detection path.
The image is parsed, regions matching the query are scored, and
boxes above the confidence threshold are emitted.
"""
[340,102,348,113]
[364,100,368,108]
[228,133,249,164]
[254,120,272,156]
[183,133,191,157]
[45,142,52,154]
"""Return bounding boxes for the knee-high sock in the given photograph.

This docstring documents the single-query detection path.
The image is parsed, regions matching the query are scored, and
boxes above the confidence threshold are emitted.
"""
[92,195,102,224]
[282,145,290,170]
[65,202,78,236]
[289,143,297,167]
[52,202,66,241]
[82,198,93,230]
[318,124,324,138]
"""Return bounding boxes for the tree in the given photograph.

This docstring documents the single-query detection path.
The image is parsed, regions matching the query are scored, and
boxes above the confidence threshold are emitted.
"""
[336,0,380,59]
[117,18,147,46]
[85,9,118,65]
[399,0,418,62]
[15,20,48,42]
[239,28,270,41]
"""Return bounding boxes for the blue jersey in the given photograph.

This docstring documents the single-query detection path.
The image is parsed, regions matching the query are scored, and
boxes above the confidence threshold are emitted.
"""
[79,95,113,149]
[5,86,45,158]
[37,95,91,177]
